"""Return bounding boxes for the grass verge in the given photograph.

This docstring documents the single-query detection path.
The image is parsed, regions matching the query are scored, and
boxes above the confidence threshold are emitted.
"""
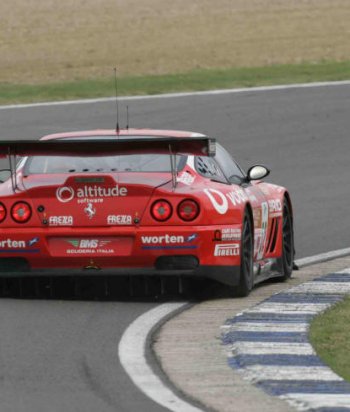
[309,295,350,381]
[1,60,350,106]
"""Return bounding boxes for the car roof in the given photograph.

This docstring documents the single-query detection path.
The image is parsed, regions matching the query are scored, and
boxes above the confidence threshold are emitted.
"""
[40,129,207,141]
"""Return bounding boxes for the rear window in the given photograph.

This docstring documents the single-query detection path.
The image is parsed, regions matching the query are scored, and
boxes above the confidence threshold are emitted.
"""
[23,154,186,174]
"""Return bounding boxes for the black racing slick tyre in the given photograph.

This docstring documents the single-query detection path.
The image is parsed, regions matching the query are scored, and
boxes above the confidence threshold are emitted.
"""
[235,211,254,297]
[279,198,294,281]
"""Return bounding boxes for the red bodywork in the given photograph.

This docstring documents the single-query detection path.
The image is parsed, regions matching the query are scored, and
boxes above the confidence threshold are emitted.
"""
[0,129,291,287]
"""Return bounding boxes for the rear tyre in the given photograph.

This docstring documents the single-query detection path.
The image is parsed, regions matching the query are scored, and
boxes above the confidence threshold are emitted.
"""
[279,198,294,281]
[235,211,254,297]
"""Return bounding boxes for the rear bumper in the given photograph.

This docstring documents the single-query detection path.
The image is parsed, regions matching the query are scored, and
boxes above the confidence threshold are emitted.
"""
[0,264,241,287]
[0,224,242,286]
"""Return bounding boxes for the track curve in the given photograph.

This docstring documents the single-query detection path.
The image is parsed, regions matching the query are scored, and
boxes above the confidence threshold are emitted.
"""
[0,83,349,411]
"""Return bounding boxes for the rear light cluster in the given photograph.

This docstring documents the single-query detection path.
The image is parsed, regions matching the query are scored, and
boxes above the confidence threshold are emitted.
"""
[0,201,32,224]
[151,199,200,222]
[151,200,172,222]
[178,199,200,221]
[0,203,6,223]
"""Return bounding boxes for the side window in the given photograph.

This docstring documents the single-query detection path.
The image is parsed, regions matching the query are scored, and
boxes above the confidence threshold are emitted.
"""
[215,144,245,184]
[195,156,227,182]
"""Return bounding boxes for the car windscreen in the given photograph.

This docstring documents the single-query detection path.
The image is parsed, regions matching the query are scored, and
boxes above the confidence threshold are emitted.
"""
[23,153,186,174]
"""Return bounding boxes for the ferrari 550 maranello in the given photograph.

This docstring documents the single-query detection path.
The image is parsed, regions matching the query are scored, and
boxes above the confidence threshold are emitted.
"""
[0,129,295,296]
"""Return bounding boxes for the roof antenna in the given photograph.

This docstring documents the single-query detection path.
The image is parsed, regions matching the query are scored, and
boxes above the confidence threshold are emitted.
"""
[126,105,129,130]
[114,67,120,134]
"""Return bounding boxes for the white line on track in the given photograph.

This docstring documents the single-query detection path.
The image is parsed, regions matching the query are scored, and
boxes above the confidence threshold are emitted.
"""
[296,247,350,267]
[118,302,203,412]
[222,322,309,332]
[287,281,350,294]
[244,302,331,315]
[244,365,343,382]
[118,249,350,412]
[1,80,350,110]
[229,342,315,356]
[281,394,350,410]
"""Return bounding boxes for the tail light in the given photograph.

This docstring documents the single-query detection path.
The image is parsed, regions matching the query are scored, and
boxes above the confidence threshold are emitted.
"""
[177,199,200,221]
[11,202,32,223]
[0,203,6,223]
[151,200,172,221]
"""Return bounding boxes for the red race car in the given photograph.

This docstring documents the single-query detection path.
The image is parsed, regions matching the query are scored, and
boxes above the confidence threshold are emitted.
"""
[0,129,294,296]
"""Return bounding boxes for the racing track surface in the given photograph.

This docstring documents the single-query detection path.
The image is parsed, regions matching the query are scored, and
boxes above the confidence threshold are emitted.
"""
[0,83,349,411]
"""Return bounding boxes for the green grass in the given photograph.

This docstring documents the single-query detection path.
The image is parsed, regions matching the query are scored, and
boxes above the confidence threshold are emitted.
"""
[309,295,350,381]
[1,60,350,105]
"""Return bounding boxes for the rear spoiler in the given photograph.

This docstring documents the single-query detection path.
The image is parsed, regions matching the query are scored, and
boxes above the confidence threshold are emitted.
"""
[0,136,216,191]
[0,136,216,157]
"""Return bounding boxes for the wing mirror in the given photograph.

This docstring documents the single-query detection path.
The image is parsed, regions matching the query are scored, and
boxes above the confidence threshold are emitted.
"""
[0,169,11,183]
[247,165,270,181]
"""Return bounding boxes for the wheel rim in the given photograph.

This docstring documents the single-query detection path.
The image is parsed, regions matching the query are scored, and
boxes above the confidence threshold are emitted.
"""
[242,217,253,288]
[283,203,293,269]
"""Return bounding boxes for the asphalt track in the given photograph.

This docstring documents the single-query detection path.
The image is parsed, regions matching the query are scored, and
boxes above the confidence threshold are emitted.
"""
[0,83,349,411]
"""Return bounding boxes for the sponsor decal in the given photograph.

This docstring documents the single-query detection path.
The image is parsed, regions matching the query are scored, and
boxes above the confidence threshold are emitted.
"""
[204,188,248,214]
[56,184,128,204]
[67,239,111,248]
[0,239,26,248]
[84,202,96,219]
[56,186,74,203]
[213,228,241,242]
[28,237,39,246]
[0,237,40,253]
[65,239,114,254]
[107,215,132,225]
[203,189,228,214]
[255,202,269,260]
[253,208,262,227]
[214,243,240,257]
[49,216,74,226]
[268,199,282,213]
[226,189,249,206]
[177,171,195,186]
[141,234,197,244]
[141,233,198,250]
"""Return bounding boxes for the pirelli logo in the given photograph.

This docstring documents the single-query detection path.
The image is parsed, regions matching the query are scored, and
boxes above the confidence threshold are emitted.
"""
[214,243,240,257]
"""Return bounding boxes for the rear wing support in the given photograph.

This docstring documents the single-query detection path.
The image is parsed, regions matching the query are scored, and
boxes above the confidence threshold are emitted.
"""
[7,149,18,192]
[169,145,177,190]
